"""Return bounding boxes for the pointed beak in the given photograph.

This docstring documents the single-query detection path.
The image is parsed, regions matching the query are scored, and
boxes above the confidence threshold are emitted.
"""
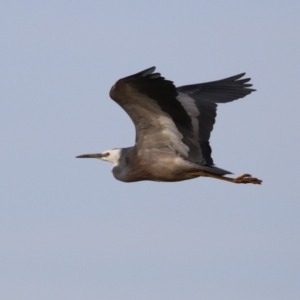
[76,153,104,159]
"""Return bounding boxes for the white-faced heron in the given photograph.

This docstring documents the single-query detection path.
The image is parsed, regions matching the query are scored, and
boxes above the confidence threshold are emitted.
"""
[77,67,262,184]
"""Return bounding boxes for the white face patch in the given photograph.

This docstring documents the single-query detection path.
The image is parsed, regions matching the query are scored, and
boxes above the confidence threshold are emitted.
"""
[100,149,121,166]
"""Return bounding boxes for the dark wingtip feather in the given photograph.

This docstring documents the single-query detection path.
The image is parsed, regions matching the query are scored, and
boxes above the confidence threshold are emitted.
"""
[125,66,156,79]
[141,66,156,76]
[176,72,256,104]
[221,73,246,81]
[122,66,170,83]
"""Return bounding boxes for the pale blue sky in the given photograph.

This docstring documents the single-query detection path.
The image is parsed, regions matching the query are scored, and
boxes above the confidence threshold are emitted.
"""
[1,1,300,299]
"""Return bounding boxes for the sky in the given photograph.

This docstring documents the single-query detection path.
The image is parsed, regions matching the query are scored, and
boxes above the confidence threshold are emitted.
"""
[1,1,300,299]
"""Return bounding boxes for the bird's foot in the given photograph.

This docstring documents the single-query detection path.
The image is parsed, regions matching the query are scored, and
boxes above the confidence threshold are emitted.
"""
[233,174,262,184]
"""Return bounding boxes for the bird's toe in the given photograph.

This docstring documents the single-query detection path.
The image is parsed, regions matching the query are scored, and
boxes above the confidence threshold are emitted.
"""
[234,174,262,184]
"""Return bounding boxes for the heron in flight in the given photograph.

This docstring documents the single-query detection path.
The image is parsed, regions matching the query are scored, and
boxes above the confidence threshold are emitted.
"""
[77,67,262,184]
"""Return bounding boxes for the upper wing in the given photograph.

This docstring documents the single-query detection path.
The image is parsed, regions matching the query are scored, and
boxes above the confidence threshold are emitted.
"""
[176,73,256,165]
[109,67,205,163]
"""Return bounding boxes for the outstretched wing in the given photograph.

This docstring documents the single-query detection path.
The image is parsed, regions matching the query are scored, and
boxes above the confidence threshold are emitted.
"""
[109,67,255,169]
[109,67,204,163]
[176,73,256,165]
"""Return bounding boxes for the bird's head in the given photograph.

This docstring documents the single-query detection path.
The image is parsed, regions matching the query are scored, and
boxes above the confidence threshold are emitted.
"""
[76,148,121,166]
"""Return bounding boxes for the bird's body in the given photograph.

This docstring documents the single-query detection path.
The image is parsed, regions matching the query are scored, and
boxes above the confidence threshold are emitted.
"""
[77,67,262,184]
[108,147,229,183]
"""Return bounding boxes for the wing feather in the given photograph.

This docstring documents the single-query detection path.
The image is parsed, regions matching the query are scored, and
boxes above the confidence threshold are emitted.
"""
[176,73,256,165]
[110,67,203,161]
[109,68,255,168]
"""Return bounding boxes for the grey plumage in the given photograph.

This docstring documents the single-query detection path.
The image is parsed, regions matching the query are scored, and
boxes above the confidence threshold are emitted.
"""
[77,67,262,184]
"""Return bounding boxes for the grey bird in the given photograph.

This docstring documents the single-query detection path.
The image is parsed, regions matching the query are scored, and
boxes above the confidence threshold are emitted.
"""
[77,67,262,184]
